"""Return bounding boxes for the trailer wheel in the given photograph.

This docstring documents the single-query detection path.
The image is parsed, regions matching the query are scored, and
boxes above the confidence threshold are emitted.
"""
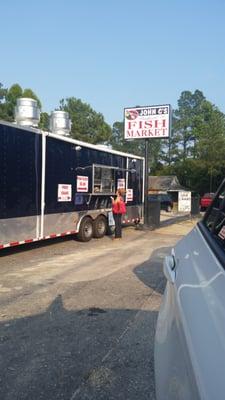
[77,217,93,242]
[93,216,107,238]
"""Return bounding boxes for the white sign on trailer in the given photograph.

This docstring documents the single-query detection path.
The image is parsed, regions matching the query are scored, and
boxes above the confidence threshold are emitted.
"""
[126,188,133,202]
[77,176,89,192]
[57,184,72,202]
[117,178,125,189]
[124,104,171,139]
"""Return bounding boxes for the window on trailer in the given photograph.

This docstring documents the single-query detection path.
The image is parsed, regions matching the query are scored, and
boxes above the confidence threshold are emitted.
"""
[93,166,115,193]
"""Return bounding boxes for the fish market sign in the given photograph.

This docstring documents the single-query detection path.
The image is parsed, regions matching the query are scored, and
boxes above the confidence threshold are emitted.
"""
[124,104,171,139]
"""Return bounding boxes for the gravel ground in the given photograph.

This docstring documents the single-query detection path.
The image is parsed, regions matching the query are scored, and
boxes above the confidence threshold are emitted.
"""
[0,218,197,400]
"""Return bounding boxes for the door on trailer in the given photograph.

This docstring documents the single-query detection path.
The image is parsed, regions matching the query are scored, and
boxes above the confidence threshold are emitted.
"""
[0,124,42,246]
[44,136,80,237]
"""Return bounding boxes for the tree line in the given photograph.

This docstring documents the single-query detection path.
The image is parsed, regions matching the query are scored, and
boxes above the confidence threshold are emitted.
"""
[1,82,225,195]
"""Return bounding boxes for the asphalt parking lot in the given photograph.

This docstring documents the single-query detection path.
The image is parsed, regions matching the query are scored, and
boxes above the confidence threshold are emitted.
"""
[0,215,198,400]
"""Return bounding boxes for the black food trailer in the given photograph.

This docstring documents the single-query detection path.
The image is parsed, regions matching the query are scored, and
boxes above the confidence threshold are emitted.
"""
[0,120,144,249]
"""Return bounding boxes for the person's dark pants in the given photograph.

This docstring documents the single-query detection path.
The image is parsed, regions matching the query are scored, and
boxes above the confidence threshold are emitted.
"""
[113,213,122,238]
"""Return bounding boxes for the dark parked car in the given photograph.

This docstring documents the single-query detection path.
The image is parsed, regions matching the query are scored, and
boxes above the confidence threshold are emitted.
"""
[200,192,215,211]
[148,193,173,212]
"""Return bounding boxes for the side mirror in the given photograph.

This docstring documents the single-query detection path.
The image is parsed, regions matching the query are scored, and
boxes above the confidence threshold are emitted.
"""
[163,255,176,284]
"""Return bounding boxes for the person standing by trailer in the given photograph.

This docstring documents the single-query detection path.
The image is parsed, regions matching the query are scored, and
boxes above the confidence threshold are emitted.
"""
[111,189,126,239]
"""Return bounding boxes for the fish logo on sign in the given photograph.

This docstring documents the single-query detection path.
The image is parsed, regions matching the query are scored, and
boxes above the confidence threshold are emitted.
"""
[125,109,139,120]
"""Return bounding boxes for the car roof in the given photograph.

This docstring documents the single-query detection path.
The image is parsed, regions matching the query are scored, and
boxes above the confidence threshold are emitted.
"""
[203,193,215,197]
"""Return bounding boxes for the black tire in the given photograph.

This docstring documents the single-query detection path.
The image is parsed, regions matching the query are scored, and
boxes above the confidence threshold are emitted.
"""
[77,217,93,242]
[93,216,107,238]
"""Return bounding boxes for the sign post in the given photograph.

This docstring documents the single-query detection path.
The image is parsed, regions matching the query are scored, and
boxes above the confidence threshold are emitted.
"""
[144,139,149,225]
[124,104,172,226]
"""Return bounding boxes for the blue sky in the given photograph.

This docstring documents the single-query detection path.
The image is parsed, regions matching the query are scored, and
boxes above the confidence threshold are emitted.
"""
[1,0,225,125]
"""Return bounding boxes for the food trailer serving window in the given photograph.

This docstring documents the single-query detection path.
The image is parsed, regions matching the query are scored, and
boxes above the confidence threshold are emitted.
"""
[93,165,115,193]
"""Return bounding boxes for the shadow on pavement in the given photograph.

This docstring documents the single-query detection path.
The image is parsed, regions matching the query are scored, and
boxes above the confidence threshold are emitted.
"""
[133,246,171,295]
[159,213,199,228]
[0,244,172,400]
[0,295,157,400]
[0,235,77,257]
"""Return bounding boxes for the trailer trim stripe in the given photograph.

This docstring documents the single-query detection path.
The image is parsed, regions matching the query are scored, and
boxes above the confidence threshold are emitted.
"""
[10,241,20,247]
[0,221,140,249]
[0,230,79,250]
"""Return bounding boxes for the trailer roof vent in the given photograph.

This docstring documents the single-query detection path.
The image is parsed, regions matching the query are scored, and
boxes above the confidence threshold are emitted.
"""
[49,111,71,136]
[15,98,40,127]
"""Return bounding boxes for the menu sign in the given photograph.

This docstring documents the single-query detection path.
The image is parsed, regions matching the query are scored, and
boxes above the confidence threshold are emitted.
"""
[77,176,89,192]
[58,184,72,202]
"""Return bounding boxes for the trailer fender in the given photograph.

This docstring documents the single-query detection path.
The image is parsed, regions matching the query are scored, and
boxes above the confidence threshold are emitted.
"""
[75,214,93,233]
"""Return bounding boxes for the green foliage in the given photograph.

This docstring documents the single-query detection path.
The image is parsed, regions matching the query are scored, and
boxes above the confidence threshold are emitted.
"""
[158,158,225,195]
[0,83,7,103]
[4,84,23,121]
[157,90,225,194]
[39,112,49,130]
[59,97,112,144]
[23,88,42,108]
[0,82,9,120]
[171,90,206,161]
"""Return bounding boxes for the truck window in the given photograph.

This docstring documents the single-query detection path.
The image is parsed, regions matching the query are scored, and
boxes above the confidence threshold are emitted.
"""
[203,184,225,246]
[93,166,115,193]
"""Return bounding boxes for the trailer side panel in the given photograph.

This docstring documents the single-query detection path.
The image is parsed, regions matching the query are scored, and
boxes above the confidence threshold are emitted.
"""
[0,124,41,245]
